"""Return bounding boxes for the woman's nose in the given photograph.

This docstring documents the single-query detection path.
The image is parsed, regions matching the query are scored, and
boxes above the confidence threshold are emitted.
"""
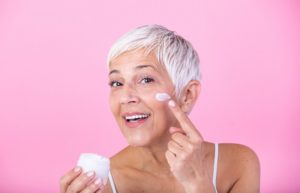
[119,85,140,104]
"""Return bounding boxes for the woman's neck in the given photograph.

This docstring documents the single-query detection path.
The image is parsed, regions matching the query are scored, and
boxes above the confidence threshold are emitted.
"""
[125,132,173,175]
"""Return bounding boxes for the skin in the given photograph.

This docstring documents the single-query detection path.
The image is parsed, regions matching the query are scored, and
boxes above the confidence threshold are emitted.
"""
[60,49,260,193]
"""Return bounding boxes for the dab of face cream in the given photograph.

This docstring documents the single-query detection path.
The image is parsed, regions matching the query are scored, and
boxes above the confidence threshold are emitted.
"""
[155,92,171,101]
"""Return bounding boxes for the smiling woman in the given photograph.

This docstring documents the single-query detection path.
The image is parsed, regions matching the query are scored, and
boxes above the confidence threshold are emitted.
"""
[60,25,260,193]
[108,50,177,147]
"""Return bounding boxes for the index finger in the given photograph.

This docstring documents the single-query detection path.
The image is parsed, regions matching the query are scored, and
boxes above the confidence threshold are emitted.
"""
[60,167,82,193]
[168,100,203,141]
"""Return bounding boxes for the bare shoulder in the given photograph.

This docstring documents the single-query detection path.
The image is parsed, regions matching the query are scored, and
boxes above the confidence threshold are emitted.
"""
[220,143,259,164]
[218,143,260,193]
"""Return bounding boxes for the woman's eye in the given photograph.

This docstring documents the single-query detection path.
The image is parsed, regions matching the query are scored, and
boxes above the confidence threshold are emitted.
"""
[140,77,154,84]
[109,81,123,87]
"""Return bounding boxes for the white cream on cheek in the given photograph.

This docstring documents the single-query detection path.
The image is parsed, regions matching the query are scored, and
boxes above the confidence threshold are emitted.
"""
[155,92,171,101]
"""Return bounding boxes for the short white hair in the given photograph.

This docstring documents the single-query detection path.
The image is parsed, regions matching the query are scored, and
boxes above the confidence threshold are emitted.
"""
[107,24,201,98]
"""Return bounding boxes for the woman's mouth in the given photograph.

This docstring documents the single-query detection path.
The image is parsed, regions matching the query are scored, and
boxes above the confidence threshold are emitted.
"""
[122,112,151,128]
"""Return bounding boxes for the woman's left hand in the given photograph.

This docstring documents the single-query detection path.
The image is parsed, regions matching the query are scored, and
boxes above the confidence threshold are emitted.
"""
[165,100,213,192]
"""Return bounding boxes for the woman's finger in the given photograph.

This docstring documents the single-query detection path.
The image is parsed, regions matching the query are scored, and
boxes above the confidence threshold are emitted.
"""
[169,127,185,134]
[80,178,103,193]
[171,132,190,148]
[168,100,203,141]
[95,186,105,193]
[167,140,185,157]
[60,167,82,193]
[165,150,176,167]
[66,171,96,193]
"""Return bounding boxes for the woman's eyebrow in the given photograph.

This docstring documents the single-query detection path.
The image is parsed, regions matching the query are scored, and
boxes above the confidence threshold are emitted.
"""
[109,64,158,76]
[109,69,119,76]
[135,64,158,72]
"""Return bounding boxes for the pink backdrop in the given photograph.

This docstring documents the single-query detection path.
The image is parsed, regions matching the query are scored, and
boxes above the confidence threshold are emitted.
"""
[0,0,299,192]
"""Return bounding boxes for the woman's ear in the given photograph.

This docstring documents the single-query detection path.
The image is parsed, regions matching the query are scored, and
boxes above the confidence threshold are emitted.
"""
[179,80,201,113]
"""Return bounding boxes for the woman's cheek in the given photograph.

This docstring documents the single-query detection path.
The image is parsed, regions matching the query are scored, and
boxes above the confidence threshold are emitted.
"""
[139,91,169,116]
[109,91,120,115]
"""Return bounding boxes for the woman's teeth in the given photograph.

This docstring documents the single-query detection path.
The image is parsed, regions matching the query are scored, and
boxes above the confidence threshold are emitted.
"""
[125,114,150,122]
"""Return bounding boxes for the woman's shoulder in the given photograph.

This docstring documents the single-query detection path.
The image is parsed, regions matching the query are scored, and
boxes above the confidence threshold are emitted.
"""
[216,143,260,192]
[218,143,260,167]
[204,142,259,163]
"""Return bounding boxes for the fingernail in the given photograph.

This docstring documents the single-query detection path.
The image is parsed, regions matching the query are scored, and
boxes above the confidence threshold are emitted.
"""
[168,100,175,107]
[169,127,178,133]
[86,171,94,177]
[73,167,81,172]
[94,178,102,185]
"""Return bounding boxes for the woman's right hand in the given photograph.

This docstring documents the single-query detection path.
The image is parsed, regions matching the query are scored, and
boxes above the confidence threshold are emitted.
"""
[60,167,104,193]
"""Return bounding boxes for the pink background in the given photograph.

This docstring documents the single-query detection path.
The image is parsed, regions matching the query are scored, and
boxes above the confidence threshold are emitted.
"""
[0,0,299,192]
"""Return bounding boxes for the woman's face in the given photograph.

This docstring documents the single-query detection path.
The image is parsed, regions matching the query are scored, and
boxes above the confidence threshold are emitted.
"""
[109,50,177,146]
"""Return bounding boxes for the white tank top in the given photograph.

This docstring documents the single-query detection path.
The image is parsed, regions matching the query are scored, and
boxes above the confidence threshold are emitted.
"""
[108,143,219,193]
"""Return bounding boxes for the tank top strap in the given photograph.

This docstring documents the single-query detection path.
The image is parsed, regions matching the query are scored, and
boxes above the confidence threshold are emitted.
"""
[212,143,219,193]
[108,170,118,193]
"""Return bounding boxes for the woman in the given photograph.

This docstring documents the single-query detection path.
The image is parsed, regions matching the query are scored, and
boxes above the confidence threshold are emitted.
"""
[60,25,260,193]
